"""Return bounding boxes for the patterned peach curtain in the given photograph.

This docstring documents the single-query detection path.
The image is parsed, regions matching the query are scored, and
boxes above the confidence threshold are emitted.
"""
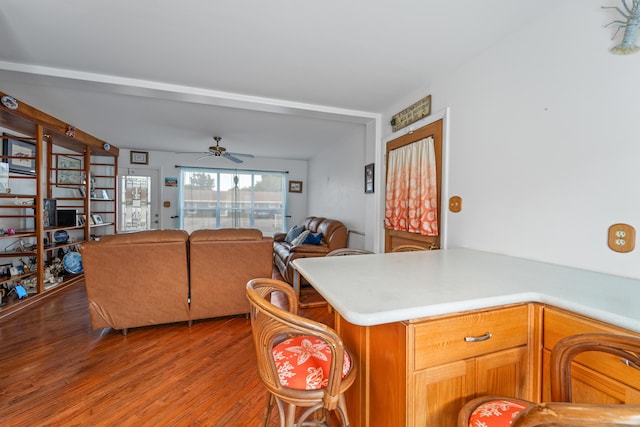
[384,136,438,236]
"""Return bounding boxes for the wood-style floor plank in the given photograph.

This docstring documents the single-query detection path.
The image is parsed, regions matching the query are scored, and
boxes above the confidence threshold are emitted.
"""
[0,281,334,426]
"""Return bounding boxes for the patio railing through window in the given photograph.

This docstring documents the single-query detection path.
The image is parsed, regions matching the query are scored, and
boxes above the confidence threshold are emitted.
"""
[178,167,287,236]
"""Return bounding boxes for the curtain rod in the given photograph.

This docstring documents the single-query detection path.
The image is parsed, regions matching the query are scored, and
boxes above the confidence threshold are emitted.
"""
[174,164,289,174]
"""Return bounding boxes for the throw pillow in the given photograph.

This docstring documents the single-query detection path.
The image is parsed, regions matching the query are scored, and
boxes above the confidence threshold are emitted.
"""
[302,232,323,245]
[284,225,304,243]
[290,230,310,246]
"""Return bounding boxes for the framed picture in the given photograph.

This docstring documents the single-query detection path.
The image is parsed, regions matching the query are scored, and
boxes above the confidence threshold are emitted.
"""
[165,177,178,187]
[78,214,87,226]
[101,190,110,200]
[57,155,83,185]
[364,163,374,194]
[0,162,8,193]
[2,135,36,175]
[43,198,57,228]
[130,150,148,165]
[288,180,303,193]
[91,214,103,225]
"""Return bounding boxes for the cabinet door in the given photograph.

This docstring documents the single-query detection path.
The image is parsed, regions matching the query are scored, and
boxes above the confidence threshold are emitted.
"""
[476,346,530,400]
[412,359,474,427]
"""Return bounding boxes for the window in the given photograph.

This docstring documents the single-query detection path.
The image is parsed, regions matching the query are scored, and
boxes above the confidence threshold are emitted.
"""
[179,167,286,236]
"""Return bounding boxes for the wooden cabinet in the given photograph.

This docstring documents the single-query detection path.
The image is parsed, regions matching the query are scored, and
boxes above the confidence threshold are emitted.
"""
[542,306,640,404]
[336,304,537,426]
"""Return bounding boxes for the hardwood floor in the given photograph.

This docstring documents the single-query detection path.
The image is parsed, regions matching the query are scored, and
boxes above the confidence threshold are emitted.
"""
[0,281,334,426]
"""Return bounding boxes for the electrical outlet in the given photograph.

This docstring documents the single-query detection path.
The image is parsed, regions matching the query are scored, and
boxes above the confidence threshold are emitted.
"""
[608,223,635,253]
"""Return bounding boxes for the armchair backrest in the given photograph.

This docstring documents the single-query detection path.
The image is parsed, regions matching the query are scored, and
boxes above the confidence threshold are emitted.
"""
[550,333,640,402]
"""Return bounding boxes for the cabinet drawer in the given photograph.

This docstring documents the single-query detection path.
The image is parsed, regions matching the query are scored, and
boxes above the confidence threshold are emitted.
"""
[412,305,529,370]
[543,307,640,390]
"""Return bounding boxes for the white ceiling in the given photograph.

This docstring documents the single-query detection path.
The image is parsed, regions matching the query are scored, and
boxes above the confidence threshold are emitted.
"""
[0,0,562,160]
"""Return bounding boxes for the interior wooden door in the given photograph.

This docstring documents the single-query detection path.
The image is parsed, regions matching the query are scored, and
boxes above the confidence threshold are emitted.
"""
[385,119,443,252]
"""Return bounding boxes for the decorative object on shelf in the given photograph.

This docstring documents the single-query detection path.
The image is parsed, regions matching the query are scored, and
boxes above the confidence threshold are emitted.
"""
[288,180,302,193]
[49,257,64,277]
[4,239,25,253]
[63,252,83,274]
[1,94,18,110]
[78,214,87,226]
[101,190,109,200]
[7,227,15,236]
[57,155,83,185]
[364,163,374,194]
[91,214,104,224]
[53,230,69,244]
[103,143,111,151]
[130,150,149,165]
[2,135,36,175]
[603,0,640,54]
[65,125,76,138]
[390,95,432,132]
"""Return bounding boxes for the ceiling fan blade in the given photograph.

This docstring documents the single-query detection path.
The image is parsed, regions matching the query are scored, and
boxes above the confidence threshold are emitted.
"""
[197,153,214,160]
[222,153,243,163]
[226,152,255,158]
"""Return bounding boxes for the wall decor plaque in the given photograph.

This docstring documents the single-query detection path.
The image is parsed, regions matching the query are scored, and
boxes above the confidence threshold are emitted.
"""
[390,95,431,132]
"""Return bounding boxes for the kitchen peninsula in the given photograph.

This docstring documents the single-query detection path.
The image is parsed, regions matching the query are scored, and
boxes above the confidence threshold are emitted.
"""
[293,248,640,426]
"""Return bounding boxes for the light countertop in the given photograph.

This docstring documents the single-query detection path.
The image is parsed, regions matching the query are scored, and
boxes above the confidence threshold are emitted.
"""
[292,248,640,331]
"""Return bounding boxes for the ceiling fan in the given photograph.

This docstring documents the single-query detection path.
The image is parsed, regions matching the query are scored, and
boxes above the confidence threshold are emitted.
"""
[197,136,255,163]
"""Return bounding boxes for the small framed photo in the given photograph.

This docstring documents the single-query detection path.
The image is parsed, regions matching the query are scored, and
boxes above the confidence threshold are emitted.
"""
[2,135,36,175]
[364,163,375,194]
[130,150,148,165]
[288,180,303,193]
[78,215,87,226]
[91,214,103,225]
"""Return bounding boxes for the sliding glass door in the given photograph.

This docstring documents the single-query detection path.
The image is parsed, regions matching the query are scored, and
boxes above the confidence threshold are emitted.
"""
[179,168,286,236]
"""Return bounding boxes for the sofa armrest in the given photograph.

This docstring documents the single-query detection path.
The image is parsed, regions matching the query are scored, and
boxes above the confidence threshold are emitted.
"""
[289,244,330,255]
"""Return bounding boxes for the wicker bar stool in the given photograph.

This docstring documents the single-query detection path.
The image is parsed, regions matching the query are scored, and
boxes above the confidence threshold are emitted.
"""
[458,333,640,426]
[246,278,357,427]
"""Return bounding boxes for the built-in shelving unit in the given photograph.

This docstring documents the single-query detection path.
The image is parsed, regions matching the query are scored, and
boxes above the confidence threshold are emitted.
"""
[0,91,119,317]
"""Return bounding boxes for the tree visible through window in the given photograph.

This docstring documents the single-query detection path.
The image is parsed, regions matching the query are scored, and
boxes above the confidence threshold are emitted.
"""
[179,168,286,236]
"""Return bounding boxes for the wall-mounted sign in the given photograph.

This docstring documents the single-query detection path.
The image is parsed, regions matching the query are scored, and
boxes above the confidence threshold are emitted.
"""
[390,95,431,132]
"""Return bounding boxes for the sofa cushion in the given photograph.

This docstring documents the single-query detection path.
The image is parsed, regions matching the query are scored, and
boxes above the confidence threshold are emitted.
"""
[291,230,310,246]
[284,225,305,243]
[302,232,323,245]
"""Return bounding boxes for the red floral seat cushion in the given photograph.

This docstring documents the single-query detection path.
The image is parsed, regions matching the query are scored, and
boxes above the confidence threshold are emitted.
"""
[272,335,352,390]
[468,399,532,426]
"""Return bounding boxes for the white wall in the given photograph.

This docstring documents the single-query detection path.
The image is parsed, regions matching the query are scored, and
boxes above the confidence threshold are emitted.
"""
[118,149,308,232]
[307,124,371,249]
[383,0,640,279]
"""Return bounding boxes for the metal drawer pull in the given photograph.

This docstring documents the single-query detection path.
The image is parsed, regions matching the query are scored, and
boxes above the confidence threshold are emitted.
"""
[621,358,640,371]
[464,332,493,342]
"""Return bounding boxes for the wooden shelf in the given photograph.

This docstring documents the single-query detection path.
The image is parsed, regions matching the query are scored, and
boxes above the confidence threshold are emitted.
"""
[0,90,119,315]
